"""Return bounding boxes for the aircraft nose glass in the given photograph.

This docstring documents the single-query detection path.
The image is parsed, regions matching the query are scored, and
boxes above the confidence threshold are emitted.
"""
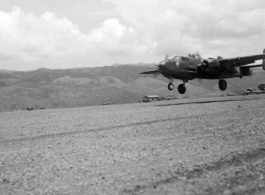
[158,60,167,70]
[158,64,165,71]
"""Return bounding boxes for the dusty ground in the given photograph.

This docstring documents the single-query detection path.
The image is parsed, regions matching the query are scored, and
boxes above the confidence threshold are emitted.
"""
[0,95,265,195]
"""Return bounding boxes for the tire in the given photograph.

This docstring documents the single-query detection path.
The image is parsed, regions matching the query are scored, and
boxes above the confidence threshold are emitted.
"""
[168,83,174,91]
[219,80,227,91]
[178,84,186,94]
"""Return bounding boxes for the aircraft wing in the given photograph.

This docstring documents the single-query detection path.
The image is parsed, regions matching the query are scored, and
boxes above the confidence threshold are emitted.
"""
[219,54,265,67]
[139,69,160,74]
[240,64,263,69]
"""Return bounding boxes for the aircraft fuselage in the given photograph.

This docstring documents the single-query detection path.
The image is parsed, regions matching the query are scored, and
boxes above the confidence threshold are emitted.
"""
[159,56,243,81]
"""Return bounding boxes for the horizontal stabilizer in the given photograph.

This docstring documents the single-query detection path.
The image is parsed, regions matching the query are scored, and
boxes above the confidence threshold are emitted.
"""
[139,69,160,74]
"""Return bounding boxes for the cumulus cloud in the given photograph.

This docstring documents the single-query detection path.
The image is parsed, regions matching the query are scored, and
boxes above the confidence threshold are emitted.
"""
[1,1,265,70]
[90,18,125,41]
[0,7,90,61]
[106,0,265,57]
[88,18,157,56]
[0,7,157,69]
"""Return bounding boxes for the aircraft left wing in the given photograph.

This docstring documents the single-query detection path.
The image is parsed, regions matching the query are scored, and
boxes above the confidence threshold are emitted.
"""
[240,64,263,69]
[219,54,265,66]
[219,49,265,70]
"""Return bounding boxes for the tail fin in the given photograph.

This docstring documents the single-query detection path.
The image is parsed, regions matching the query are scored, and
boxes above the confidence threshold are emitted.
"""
[262,49,265,70]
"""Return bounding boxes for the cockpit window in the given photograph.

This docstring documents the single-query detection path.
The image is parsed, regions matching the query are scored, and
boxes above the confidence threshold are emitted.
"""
[173,56,189,62]
[173,56,179,61]
[158,60,166,65]
[181,56,188,61]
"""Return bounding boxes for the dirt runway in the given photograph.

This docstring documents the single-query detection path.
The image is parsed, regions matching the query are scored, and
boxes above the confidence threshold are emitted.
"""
[1,95,265,195]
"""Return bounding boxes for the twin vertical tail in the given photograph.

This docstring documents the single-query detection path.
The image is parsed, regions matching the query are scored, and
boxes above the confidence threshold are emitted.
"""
[263,49,265,70]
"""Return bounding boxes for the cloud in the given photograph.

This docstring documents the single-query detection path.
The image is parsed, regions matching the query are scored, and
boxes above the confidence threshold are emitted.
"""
[0,7,91,62]
[0,7,156,69]
[106,0,265,57]
[90,18,125,40]
[1,1,265,70]
[88,18,157,56]
[88,18,129,54]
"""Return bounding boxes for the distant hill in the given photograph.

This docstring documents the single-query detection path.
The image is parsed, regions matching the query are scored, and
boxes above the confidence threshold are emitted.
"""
[111,62,156,67]
[0,65,265,112]
[0,69,16,73]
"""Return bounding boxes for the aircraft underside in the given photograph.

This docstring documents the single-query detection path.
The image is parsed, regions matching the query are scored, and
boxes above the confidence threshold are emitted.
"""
[164,73,235,94]
[166,79,228,94]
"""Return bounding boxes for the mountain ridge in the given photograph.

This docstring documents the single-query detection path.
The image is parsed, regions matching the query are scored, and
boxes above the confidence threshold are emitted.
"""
[0,65,264,112]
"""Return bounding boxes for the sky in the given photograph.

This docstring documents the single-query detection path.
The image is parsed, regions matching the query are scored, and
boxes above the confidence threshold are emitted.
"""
[0,0,265,71]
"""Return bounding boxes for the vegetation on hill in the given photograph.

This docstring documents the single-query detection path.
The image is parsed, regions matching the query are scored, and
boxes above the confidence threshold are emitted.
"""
[0,65,264,112]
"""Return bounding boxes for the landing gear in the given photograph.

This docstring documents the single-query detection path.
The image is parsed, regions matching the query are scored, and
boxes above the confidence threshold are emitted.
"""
[168,82,174,91]
[178,84,186,94]
[167,78,187,94]
[219,79,227,91]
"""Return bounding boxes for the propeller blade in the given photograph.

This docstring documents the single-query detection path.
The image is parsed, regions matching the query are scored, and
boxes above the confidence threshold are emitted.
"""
[139,55,166,76]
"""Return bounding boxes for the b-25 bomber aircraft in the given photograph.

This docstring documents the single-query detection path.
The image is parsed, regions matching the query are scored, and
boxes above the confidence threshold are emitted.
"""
[139,49,265,94]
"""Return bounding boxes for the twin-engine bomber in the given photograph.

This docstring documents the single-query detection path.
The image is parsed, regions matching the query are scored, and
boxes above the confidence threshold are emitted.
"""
[139,49,265,94]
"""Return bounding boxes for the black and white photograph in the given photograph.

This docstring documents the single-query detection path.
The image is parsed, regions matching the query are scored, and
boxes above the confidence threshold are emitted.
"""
[1,0,265,194]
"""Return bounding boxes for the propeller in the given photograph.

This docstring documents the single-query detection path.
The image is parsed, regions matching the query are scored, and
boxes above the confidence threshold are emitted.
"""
[139,55,168,77]
[196,52,204,83]
[152,63,162,78]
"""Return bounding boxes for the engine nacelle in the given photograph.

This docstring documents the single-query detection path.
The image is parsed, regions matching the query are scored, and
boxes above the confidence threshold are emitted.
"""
[240,67,252,76]
[200,58,221,74]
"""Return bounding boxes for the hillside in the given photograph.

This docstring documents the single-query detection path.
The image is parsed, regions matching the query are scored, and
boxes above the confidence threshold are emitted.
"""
[0,65,264,112]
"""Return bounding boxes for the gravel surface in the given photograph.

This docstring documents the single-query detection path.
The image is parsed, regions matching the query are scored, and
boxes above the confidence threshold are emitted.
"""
[0,95,265,195]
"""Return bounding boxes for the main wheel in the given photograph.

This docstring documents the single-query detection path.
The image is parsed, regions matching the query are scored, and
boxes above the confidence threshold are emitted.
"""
[219,80,227,91]
[168,83,174,91]
[178,84,186,94]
